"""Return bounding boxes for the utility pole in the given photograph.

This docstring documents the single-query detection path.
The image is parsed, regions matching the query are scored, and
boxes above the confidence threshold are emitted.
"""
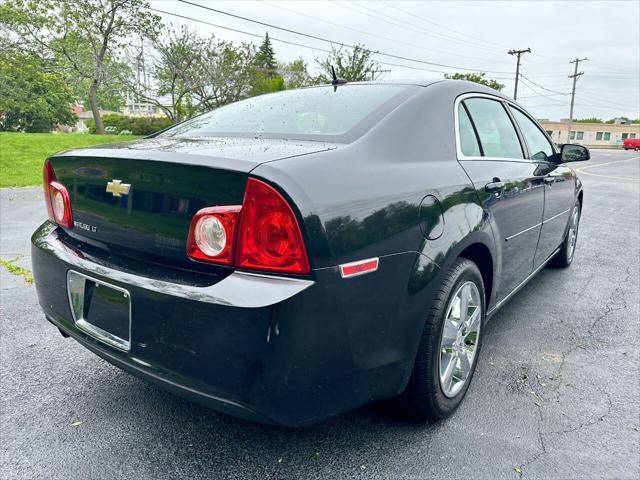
[566,57,588,143]
[508,48,531,100]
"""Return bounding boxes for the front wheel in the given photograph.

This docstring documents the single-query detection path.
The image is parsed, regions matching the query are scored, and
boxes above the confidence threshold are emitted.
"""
[550,200,581,268]
[397,258,485,420]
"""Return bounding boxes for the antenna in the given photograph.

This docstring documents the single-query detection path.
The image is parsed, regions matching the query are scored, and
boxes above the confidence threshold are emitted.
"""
[330,65,347,91]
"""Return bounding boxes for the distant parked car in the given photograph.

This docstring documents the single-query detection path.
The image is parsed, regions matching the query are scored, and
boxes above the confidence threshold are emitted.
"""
[32,80,589,426]
[105,126,118,134]
[118,129,133,135]
[623,138,640,150]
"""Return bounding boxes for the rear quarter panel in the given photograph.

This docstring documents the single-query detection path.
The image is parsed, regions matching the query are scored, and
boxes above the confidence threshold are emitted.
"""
[252,83,498,394]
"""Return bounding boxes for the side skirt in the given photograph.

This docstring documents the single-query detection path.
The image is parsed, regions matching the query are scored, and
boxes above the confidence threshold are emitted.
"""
[486,246,561,320]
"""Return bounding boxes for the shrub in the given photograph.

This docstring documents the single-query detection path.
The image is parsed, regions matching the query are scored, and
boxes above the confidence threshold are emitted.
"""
[87,114,173,135]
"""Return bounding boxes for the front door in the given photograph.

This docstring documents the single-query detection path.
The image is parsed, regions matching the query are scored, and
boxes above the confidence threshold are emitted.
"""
[507,106,577,266]
[457,96,545,303]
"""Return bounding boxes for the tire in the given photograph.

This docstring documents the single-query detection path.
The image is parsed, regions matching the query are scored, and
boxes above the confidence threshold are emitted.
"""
[397,258,485,420]
[549,199,581,268]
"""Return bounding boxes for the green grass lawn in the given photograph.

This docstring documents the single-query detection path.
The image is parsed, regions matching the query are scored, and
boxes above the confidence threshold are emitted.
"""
[0,132,140,188]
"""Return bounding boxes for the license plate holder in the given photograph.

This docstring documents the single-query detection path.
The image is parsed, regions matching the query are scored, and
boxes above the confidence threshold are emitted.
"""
[67,271,131,351]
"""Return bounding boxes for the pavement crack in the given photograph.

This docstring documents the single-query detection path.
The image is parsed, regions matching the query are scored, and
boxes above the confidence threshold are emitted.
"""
[517,265,632,477]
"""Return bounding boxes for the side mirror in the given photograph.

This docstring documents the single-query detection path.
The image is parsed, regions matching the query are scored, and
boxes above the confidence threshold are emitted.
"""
[560,144,590,163]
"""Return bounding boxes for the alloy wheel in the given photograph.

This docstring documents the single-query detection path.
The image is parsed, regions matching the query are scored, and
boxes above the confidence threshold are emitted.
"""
[439,281,482,398]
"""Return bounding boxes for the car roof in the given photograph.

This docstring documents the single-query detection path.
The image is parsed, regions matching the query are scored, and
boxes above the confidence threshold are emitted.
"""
[314,79,513,100]
[340,78,443,87]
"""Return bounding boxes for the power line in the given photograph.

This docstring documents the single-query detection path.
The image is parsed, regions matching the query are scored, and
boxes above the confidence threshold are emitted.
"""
[518,77,568,106]
[150,7,331,53]
[149,7,453,76]
[518,93,568,99]
[508,48,531,100]
[379,0,508,51]
[260,0,505,65]
[520,74,569,95]
[340,0,505,55]
[175,0,514,74]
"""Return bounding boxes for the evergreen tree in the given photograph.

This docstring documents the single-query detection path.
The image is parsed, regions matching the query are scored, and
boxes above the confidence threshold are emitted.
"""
[254,32,277,77]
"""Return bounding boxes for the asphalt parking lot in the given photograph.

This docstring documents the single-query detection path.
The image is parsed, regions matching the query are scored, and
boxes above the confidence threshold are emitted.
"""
[1,150,638,479]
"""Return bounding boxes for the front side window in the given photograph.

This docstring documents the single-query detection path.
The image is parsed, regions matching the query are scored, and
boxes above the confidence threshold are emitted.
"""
[631,133,637,139]
[160,85,409,139]
[458,104,482,156]
[463,98,523,159]
[509,106,555,161]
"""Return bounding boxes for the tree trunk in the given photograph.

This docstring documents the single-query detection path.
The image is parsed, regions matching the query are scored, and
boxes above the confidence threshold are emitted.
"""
[88,80,105,134]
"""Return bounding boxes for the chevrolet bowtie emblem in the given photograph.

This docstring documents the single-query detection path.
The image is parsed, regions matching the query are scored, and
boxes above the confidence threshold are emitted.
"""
[106,179,131,197]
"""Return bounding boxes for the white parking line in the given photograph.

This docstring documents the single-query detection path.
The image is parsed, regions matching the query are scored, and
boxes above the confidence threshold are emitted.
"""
[575,156,639,181]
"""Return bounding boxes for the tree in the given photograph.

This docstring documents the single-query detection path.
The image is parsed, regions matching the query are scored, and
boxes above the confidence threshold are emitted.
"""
[315,44,383,83]
[575,117,603,123]
[279,58,312,89]
[0,50,76,132]
[254,32,277,77]
[0,0,160,133]
[606,117,630,124]
[249,32,285,96]
[193,40,262,110]
[124,25,208,122]
[444,72,505,92]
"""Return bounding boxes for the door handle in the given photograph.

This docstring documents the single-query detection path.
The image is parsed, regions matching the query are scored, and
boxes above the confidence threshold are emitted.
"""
[485,180,505,193]
[544,176,555,185]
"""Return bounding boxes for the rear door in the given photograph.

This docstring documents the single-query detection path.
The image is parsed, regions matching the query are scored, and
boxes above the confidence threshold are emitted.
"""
[456,95,545,303]
[508,106,576,267]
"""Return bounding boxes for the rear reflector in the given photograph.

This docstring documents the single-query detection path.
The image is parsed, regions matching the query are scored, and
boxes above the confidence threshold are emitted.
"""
[339,257,379,278]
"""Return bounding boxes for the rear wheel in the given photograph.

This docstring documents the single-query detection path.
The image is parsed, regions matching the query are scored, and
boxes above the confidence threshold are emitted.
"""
[550,200,581,268]
[398,258,485,420]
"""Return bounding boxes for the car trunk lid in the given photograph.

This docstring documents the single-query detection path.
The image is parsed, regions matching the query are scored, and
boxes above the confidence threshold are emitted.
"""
[49,137,335,267]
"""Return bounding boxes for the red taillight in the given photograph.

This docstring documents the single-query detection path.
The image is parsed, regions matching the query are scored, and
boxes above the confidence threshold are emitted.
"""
[235,178,310,275]
[43,160,73,229]
[186,178,310,275]
[186,206,241,265]
[43,160,56,221]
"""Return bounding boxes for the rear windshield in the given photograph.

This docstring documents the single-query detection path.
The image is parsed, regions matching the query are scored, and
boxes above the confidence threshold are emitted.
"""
[160,85,409,139]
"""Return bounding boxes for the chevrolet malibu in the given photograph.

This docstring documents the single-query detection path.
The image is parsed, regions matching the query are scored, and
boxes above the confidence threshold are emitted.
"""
[32,80,589,426]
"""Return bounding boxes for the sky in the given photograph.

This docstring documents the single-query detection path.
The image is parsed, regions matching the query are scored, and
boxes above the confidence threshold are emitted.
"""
[148,0,640,121]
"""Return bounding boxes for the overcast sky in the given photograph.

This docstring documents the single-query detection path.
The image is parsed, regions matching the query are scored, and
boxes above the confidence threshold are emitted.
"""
[149,0,640,121]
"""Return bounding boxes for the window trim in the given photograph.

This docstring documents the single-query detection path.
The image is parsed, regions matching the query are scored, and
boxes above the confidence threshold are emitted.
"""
[454,92,556,162]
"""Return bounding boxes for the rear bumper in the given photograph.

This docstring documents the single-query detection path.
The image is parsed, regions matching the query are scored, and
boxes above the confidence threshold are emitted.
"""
[32,222,431,426]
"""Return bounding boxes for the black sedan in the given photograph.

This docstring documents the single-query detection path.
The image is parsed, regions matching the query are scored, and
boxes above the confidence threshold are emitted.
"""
[31,80,588,426]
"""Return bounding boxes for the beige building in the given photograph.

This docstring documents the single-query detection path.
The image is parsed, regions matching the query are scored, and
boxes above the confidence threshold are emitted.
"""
[539,120,639,148]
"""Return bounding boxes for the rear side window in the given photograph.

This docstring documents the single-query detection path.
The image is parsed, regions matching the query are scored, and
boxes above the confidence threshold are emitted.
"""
[458,104,482,157]
[161,85,408,138]
[509,106,555,161]
[463,98,524,159]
